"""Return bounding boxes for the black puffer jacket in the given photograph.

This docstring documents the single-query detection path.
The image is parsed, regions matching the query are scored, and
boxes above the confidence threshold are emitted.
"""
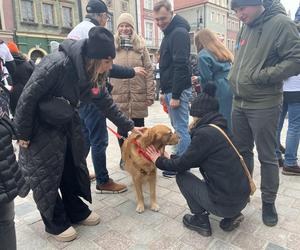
[159,15,192,99]
[14,39,134,220]
[0,116,29,204]
[156,112,250,206]
[10,53,35,115]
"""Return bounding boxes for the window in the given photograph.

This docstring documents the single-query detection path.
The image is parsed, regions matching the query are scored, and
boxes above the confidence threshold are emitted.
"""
[211,11,215,22]
[158,30,164,46]
[21,0,35,22]
[62,6,73,28]
[144,0,153,10]
[42,3,54,25]
[0,12,2,30]
[106,0,113,8]
[222,15,225,25]
[145,21,153,46]
[121,1,128,11]
[217,13,220,23]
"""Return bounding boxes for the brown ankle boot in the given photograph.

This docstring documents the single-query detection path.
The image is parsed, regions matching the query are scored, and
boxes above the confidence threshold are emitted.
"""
[96,178,127,194]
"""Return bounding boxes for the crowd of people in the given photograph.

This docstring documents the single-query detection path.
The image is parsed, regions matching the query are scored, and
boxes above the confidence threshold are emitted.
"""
[0,0,300,248]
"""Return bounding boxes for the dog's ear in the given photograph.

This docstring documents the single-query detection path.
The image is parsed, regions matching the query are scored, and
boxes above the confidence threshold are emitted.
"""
[140,128,155,147]
[130,127,148,140]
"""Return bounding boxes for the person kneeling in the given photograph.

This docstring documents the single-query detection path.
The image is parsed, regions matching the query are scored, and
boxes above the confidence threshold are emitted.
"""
[146,84,252,237]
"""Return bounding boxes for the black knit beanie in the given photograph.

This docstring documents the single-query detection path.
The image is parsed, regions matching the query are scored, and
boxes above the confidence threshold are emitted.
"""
[190,84,219,118]
[231,0,263,9]
[84,26,116,59]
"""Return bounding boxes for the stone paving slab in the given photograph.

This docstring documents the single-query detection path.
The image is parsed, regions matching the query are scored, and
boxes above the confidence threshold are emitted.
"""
[14,101,300,250]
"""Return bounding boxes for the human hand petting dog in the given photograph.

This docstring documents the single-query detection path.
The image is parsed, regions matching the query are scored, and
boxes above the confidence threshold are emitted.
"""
[145,145,162,163]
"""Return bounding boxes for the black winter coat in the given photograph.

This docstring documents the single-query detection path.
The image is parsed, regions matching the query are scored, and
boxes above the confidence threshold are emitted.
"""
[0,116,29,204]
[159,15,192,99]
[10,53,35,115]
[156,112,250,206]
[14,39,134,220]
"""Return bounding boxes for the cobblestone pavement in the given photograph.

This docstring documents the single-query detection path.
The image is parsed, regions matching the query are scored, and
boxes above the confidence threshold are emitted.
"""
[15,101,300,250]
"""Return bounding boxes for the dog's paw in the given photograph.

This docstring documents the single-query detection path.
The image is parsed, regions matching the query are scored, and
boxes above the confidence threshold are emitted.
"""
[136,204,145,213]
[150,203,160,212]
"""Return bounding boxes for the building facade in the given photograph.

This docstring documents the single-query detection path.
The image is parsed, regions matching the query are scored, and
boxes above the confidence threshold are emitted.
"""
[174,0,240,53]
[0,0,15,42]
[14,0,80,61]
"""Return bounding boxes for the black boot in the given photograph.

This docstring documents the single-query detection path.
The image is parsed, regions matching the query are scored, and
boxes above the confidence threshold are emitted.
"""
[182,212,212,237]
[262,202,278,226]
[119,159,125,170]
[219,213,244,232]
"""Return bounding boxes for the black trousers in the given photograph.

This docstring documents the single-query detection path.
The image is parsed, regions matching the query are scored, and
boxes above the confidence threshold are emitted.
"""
[176,171,247,219]
[0,201,16,250]
[41,144,91,235]
[118,118,145,147]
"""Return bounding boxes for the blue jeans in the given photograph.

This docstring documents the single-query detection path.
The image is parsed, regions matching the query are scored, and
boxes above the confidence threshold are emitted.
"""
[164,88,192,156]
[79,103,109,184]
[276,102,300,166]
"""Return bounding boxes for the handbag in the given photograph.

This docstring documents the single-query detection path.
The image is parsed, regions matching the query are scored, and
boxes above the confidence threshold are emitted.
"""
[38,96,75,126]
[208,124,256,196]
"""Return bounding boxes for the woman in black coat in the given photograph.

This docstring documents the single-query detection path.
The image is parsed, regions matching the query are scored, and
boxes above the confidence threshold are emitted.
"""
[146,85,251,237]
[14,27,138,242]
[0,85,28,250]
[9,52,35,115]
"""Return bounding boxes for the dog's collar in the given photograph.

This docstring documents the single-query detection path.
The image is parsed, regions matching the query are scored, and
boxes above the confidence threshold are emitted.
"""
[131,138,152,162]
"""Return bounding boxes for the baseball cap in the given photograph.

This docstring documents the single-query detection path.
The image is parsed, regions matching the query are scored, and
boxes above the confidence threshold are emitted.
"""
[86,0,112,15]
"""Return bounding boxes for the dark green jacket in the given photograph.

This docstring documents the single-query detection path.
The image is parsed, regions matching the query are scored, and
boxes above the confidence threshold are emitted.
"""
[228,0,300,109]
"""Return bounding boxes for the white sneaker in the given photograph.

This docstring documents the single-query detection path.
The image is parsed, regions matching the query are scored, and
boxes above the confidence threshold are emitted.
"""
[79,212,100,226]
[53,226,77,242]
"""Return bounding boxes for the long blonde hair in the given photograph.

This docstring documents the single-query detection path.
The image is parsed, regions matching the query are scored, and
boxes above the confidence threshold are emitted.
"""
[85,58,108,86]
[195,29,234,63]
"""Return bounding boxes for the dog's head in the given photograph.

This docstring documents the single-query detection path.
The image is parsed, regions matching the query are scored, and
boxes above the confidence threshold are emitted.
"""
[133,125,179,149]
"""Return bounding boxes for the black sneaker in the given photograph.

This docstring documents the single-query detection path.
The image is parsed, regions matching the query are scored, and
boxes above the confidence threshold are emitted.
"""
[182,213,212,237]
[162,171,177,178]
[119,159,125,170]
[262,202,278,227]
[282,165,300,176]
[278,158,284,168]
[219,213,244,232]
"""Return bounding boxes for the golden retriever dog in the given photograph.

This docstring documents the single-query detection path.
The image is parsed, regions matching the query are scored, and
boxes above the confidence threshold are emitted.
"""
[122,124,179,213]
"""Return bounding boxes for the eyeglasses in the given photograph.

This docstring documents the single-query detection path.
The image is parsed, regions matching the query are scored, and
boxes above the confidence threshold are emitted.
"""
[100,13,110,21]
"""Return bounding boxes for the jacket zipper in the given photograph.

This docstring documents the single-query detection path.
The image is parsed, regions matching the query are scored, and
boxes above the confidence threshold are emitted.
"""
[235,29,254,108]
[126,49,132,117]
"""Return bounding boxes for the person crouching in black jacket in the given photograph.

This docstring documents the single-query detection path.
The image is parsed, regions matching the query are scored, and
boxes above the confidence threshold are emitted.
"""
[146,84,251,237]
[0,87,29,250]
[14,27,142,242]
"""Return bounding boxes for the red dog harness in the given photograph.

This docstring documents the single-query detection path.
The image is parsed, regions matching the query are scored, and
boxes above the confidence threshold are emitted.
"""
[107,126,152,162]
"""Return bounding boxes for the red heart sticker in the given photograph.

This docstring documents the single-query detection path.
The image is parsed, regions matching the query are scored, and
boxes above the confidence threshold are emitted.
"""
[91,87,100,96]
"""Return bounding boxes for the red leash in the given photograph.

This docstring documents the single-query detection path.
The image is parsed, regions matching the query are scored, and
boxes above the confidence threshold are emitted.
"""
[107,126,152,162]
[107,126,126,140]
